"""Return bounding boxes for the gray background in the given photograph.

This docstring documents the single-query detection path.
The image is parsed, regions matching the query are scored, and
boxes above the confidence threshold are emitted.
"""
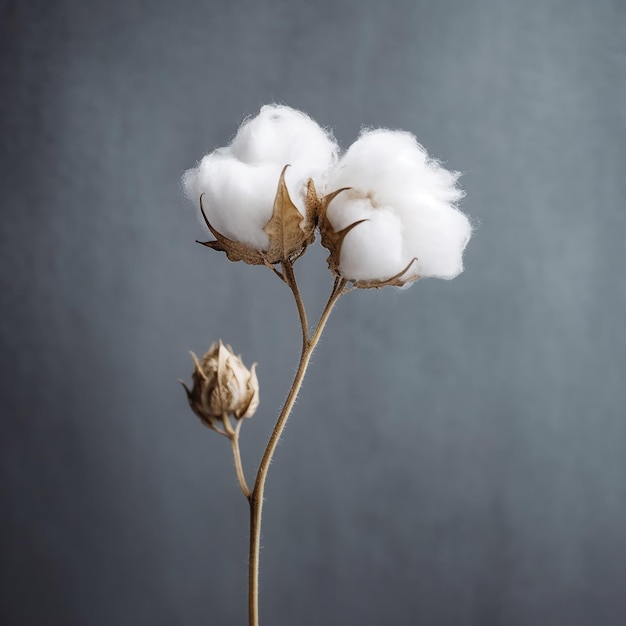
[1,0,625,625]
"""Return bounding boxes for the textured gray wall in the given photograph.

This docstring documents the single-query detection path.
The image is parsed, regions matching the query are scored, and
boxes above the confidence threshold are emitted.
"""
[1,0,626,625]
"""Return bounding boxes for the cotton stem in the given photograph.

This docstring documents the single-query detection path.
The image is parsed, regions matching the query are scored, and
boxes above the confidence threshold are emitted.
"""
[247,275,347,626]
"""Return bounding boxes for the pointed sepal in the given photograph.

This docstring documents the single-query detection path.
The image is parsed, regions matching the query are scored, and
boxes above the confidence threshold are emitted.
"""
[351,257,420,289]
[317,187,366,276]
[197,195,266,265]
[262,165,316,264]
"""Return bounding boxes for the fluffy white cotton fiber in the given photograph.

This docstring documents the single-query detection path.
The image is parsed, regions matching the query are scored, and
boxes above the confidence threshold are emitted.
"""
[326,129,471,282]
[183,107,472,285]
[183,105,339,250]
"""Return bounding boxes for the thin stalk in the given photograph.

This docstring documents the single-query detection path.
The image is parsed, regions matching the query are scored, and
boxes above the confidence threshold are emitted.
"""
[282,261,310,347]
[247,276,346,626]
[230,419,250,498]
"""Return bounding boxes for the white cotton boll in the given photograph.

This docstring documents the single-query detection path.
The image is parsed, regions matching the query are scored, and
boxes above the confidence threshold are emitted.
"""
[183,104,339,251]
[326,129,471,282]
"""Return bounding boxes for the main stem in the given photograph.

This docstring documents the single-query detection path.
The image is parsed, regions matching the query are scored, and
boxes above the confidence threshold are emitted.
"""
[247,273,346,626]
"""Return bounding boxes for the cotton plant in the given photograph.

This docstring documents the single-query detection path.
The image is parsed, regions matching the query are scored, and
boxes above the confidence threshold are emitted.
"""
[181,104,472,626]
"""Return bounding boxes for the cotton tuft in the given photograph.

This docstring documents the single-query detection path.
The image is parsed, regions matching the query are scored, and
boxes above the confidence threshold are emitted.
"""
[326,129,472,282]
[183,105,339,250]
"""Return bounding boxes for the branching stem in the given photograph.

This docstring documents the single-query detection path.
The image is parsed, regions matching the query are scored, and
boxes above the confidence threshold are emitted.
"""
[247,273,347,626]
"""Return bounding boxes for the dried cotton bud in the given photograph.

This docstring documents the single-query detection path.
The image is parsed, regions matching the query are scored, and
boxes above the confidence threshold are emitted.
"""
[181,341,259,431]
[182,105,338,265]
[321,129,472,287]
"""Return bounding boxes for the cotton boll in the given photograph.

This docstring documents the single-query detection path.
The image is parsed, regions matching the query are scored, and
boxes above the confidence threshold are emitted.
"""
[326,129,471,283]
[183,104,339,253]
